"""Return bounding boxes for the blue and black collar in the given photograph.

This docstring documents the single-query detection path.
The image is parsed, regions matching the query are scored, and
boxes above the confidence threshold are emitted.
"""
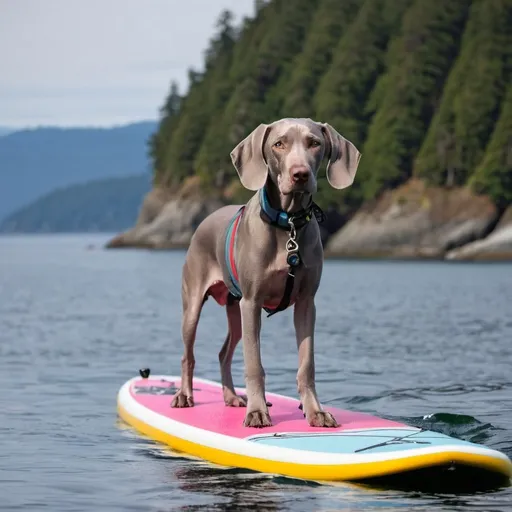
[259,187,325,231]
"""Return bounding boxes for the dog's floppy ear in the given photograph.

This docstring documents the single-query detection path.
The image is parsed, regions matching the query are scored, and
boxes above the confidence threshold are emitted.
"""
[321,123,361,190]
[230,123,271,191]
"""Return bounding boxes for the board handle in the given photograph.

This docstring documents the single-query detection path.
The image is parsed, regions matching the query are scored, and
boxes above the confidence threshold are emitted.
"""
[139,368,151,379]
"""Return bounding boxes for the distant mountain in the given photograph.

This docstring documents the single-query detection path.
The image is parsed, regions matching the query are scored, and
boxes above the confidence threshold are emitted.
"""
[0,127,15,137]
[0,120,157,220]
[0,174,151,233]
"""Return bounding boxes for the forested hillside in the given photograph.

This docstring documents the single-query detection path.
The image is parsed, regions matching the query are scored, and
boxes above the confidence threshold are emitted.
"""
[148,0,512,218]
[0,121,156,220]
[0,174,151,233]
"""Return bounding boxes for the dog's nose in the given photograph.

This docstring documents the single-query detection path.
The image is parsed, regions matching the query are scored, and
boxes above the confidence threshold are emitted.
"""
[291,166,310,184]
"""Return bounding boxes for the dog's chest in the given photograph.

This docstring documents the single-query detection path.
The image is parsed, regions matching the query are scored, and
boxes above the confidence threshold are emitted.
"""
[259,254,316,306]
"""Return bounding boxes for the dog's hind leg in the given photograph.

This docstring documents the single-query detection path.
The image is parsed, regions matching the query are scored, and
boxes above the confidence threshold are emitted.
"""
[171,265,204,408]
[219,298,246,407]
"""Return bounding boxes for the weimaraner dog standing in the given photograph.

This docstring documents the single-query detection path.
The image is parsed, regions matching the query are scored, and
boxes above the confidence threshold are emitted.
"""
[171,118,361,428]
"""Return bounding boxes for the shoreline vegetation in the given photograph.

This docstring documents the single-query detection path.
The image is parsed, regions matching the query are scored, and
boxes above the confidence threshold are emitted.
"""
[5,1,508,261]
[107,0,512,261]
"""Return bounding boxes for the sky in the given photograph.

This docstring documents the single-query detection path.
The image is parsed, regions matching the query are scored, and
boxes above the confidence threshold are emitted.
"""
[0,0,255,128]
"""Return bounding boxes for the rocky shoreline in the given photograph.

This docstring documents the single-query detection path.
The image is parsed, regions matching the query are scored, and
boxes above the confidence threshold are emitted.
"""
[106,179,512,261]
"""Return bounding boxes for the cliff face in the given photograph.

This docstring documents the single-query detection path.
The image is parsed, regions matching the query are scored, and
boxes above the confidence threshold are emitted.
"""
[107,0,512,258]
[325,179,501,259]
[106,194,221,249]
[107,180,510,260]
[446,206,512,260]
[107,179,222,249]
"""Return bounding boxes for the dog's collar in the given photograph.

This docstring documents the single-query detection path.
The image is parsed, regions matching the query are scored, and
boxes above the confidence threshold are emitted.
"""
[259,187,325,230]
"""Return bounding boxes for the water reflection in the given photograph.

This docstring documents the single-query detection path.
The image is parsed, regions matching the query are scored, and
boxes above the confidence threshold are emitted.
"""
[124,429,511,512]
[3,240,512,511]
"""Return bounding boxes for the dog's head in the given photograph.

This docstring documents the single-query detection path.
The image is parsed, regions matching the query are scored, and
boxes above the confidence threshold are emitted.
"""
[230,118,361,196]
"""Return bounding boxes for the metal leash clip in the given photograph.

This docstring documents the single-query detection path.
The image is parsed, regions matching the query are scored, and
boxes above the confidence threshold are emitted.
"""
[286,218,300,267]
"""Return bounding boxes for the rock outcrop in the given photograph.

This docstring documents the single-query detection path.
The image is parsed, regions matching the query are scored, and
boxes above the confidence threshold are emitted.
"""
[325,180,500,259]
[107,177,511,260]
[106,180,222,249]
[446,206,512,260]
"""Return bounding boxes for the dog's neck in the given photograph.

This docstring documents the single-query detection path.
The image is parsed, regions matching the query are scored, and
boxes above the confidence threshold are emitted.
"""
[263,177,311,214]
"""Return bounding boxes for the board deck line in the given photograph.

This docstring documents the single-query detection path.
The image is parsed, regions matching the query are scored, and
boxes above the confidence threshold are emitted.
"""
[117,397,512,482]
[118,375,512,482]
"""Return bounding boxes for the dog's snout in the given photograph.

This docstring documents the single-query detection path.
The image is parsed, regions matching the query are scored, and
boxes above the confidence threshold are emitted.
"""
[291,166,310,183]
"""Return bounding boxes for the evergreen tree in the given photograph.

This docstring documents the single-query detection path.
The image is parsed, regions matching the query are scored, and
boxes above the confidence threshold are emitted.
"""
[149,81,181,184]
[146,0,512,212]
[193,4,273,189]
[159,81,181,118]
[356,0,472,200]
[255,0,267,12]
[194,0,319,189]
[470,83,512,209]
[255,0,322,120]
[157,72,206,185]
[277,0,363,120]
[312,0,412,212]
[315,0,411,147]
[204,10,237,70]
[160,10,238,186]
[414,0,512,186]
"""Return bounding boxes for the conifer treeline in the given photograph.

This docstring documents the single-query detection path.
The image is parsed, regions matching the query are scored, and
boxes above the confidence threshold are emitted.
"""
[149,0,512,211]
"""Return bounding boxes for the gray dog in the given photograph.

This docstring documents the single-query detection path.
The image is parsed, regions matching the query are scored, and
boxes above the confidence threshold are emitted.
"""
[171,118,361,428]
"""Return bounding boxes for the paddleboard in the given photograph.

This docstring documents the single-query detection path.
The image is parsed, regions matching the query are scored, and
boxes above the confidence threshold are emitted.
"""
[117,374,512,484]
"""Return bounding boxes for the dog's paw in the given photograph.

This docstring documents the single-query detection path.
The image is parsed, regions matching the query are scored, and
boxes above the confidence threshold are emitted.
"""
[170,390,194,408]
[243,410,272,428]
[224,392,272,408]
[307,411,339,428]
[224,393,247,407]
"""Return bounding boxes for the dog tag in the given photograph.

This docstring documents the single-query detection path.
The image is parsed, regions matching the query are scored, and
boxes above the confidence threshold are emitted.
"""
[286,239,299,253]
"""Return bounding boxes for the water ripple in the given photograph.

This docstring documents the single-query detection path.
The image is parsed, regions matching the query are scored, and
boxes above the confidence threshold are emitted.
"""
[1,235,511,511]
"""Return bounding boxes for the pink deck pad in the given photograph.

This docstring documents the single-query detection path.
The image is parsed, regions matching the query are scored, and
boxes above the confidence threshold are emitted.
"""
[130,377,404,438]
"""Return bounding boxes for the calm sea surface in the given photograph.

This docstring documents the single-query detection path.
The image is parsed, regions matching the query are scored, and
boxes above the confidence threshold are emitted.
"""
[1,234,511,511]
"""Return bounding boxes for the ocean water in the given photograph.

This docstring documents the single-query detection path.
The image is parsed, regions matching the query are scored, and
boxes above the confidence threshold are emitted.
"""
[1,234,511,511]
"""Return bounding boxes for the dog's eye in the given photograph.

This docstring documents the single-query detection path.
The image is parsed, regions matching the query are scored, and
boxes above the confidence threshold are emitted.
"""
[310,140,321,148]
[273,141,284,149]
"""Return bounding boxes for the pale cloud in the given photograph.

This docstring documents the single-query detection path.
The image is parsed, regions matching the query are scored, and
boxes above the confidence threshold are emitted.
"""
[0,0,255,128]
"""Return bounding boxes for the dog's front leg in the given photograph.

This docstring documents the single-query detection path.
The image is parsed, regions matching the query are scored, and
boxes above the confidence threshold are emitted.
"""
[294,295,338,427]
[240,297,271,427]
